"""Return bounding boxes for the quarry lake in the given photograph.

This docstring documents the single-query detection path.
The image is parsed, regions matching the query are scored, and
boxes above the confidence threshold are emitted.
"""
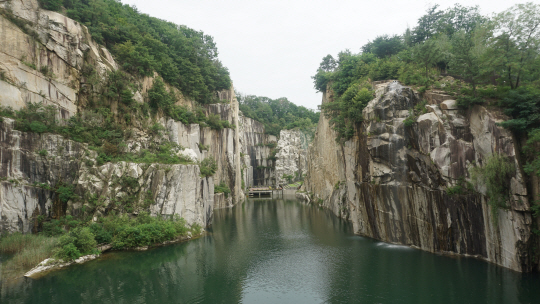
[1,198,539,304]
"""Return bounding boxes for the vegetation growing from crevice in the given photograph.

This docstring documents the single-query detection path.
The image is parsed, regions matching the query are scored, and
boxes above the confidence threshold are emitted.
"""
[320,79,374,141]
[214,182,231,198]
[0,7,41,41]
[446,176,475,196]
[199,157,217,177]
[0,98,233,167]
[469,154,515,222]
[38,0,231,104]
[403,99,428,128]
[237,94,319,137]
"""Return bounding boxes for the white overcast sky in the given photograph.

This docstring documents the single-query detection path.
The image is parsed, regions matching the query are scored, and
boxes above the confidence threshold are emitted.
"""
[121,0,516,110]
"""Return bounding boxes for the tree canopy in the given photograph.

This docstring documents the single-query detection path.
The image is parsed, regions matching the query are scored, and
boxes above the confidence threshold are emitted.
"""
[312,2,540,142]
[237,94,319,137]
[39,0,231,104]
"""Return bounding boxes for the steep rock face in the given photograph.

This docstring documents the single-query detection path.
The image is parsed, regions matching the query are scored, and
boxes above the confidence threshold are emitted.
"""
[304,81,534,272]
[239,116,276,188]
[0,0,262,223]
[167,115,239,209]
[0,0,117,117]
[166,100,277,208]
[275,130,309,185]
[0,118,214,232]
[76,162,213,228]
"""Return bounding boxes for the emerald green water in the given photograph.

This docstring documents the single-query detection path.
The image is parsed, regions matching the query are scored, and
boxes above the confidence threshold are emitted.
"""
[1,198,539,303]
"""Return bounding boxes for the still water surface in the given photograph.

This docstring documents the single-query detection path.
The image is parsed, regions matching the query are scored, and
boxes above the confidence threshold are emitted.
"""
[1,198,539,303]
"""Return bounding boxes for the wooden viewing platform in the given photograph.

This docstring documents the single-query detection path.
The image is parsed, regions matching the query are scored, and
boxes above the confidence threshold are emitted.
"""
[248,187,283,198]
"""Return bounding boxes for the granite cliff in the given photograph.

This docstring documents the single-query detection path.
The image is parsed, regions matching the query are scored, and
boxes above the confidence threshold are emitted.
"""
[303,81,536,272]
[0,0,276,233]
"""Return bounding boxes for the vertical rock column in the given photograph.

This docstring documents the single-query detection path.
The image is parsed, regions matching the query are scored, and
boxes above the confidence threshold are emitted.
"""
[231,88,244,202]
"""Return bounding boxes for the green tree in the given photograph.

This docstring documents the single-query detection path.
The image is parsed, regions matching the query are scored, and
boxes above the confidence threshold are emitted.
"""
[412,36,449,78]
[487,3,540,89]
[362,35,405,58]
[412,5,444,43]
[38,0,62,11]
[438,4,487,37]
[319,55,337,72]
[449,29,488,94]
[148,78,174,110]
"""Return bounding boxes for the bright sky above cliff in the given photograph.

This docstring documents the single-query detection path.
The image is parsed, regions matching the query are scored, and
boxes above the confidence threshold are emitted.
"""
[122,0,513,110]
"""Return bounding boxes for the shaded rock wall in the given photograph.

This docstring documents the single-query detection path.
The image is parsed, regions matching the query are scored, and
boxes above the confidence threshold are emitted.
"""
[304,81,535,272]
[239,116,276,188]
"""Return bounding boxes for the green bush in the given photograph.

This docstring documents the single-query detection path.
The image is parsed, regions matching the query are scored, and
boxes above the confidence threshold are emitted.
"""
[57,184,75,204]
[523,129,540,177]
[282,174,294,184]
[42,219,64,236]
[100,213,189,249]
[457,95,484,109]
[199,157,217,177]
[70,227,97,254]
[149,122,166,136]
[470,154,515,221]
[39,65,54,78]
[403,114,416,127]
[446,177,474,196]
[89,223,112,244]
[38,0,63,11]
[498,87,540,133]
[320,80,374,142]
[214,182,231,198]
[57,242,81,261]
[55,227,97,261]
[148,78,175,110]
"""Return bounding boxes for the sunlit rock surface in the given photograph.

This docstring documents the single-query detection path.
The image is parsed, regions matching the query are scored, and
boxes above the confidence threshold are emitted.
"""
[275,130,309,185]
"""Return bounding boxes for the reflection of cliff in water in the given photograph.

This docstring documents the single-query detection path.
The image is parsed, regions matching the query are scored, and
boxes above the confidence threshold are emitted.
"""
[1,199,538,303]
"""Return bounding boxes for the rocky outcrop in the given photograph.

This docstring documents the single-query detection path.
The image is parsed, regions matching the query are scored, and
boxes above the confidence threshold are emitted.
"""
[304,81,535,272]
[0,0,275,229]
[275,130,309,185]
[239,115,276,187]
[0,118,214,232]
[0,0,118,117]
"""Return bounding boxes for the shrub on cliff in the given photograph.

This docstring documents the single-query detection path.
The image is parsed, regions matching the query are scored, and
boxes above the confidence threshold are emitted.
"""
[199,157,217,177]
[470,153,515,221]
[38,0,62,11]
[319,80,374,142]
[214,182,231,198]
[498,87,540,133]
